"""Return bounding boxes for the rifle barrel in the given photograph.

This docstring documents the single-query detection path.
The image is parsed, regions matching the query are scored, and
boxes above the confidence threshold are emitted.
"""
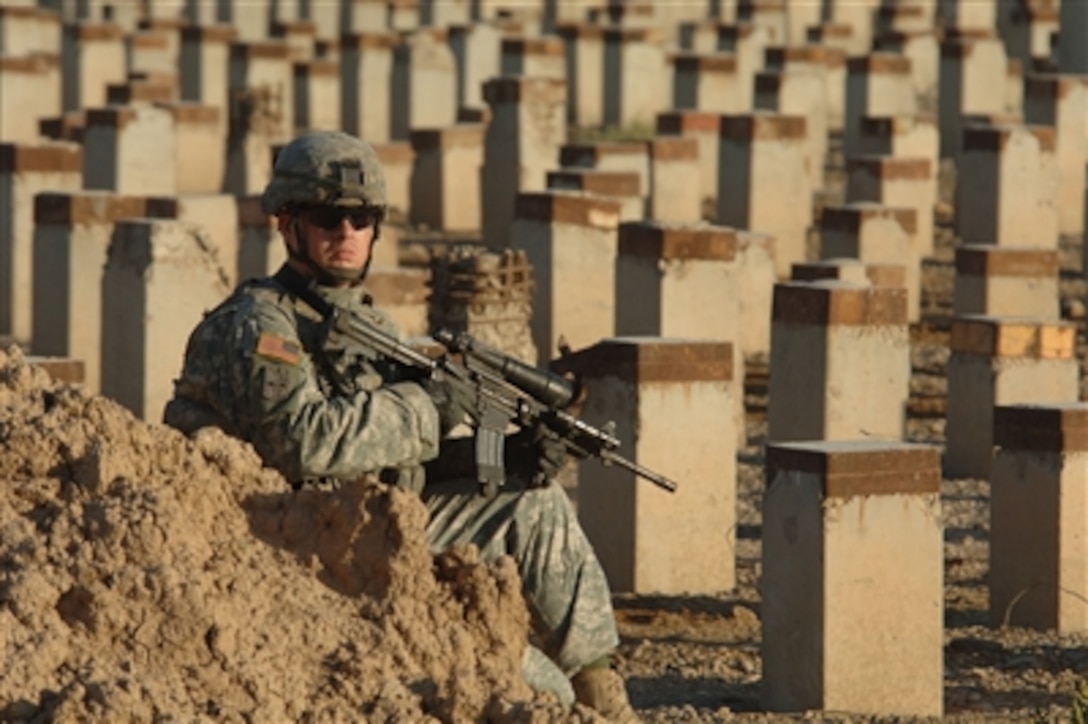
[599,449,679,493]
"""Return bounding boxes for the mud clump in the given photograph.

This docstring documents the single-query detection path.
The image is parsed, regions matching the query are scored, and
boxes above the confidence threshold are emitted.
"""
[0,348,590,722]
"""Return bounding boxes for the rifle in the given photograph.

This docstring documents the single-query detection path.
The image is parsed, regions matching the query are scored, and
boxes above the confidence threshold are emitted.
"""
[275,268,679,496]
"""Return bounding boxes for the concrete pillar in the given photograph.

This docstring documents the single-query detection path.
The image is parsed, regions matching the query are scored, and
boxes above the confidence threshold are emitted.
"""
[738,0,786,47]
[938,35,1008,157]
[845,156,936,258]
[61,22,126,112]
[717,22,769,110]
[0,56,56,143]
[656,111,721,206]
[340,32,395,143]
[107,77,177,106]
[646,138,702,222]
[83,105,177,196]
[1058,0,1088,73]
[991,404,1088,632]
[236,195,286,280]
[765,45,845,133]
[292,59,340,131]
[218,0,272,42]
[844,54,916,158]
[768,281,909,443]
[782,0,820,46]
[546,169,643,222]
[270,18,316,61]
[603,27,668,129]
[1005,1,1059,67]
[672,53,745,114]
[391,29,458,141]
[420,0,471,26]
[1024,75,1088,238]
[717,113,810,278]
[409,124,483,233]
[754,69,827,194]
[807,22,862,58]
[736,230,777,358]
[161,103,224,194]
[501,36,565,79]
[556,22,604,127]
[875,30,939,100]
[179,24,235,135]
[229,40,294,144]
[953,245,1060,319]
[101,219,231,420]
[146,194,241,285]
[561,338,736,595]
[373,141,413,216]
[945,316,1079,479]
[762,439,943,716]
[559,140,650,197]
[0,143,82,345]
[820,203,920,321]
[615,221,745,441]
[940,0,996,33]
[481,76,566,248]
[31,192,147,393]
[447,22,501,111]
[509,191,620,365]
[956,124,1059,249]
[856,114,939,185]
[0,6,59,56]
[126,29,175,76]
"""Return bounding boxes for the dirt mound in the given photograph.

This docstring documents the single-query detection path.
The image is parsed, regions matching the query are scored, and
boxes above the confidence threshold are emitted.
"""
[0,347,588,722]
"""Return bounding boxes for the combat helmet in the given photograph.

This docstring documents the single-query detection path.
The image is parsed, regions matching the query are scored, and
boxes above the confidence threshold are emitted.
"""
[260,131,387,215]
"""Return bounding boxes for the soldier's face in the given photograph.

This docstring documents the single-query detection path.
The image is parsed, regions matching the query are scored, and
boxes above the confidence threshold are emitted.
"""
[280,207,377,285]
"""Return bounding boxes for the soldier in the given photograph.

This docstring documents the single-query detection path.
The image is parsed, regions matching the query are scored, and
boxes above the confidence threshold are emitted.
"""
[163,130,638,720]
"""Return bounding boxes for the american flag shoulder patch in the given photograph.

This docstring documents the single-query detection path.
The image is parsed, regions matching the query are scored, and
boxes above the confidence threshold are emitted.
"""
[255,332,302,366]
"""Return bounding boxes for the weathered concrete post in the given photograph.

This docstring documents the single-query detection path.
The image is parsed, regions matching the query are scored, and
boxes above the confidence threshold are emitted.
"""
[944,316,1079,479]
[656,111,721,206]
[767,281,910,443]
[83,105,177,196]
[509,191,620,366]
[953,246,1060,319]
[843,54,915,157]
[561,338,736,595]
[845,156,935,258]
[938,34,1007,158]
[646,138,702,222]
[1024,75,1087,239]
[409,124,484,233]
[991,404,1088,633]
[762,439,943,716]
[340,32,396,143]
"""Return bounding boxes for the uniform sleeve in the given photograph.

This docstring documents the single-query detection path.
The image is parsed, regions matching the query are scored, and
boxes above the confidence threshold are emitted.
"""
[231,302,441,482]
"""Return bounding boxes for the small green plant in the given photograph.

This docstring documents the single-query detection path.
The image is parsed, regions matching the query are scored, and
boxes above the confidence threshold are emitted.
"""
[1073,676,1088,724]
[568,123,657,143]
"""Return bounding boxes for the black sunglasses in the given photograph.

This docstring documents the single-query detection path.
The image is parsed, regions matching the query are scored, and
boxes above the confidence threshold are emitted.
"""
[303,206,382,231]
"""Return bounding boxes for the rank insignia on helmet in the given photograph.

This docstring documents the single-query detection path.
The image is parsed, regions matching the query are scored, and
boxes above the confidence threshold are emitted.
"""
[256,332,302,366]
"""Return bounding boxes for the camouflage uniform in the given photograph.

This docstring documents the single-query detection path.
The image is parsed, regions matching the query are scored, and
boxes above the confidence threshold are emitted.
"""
[163,271,619,700]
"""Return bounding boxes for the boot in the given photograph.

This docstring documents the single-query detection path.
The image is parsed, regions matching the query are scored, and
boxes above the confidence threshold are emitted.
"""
[570,667,640,722]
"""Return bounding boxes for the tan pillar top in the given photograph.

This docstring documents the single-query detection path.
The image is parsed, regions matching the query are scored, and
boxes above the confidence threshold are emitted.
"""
[656,111,721,134]
[558,141,648,167]
[552,337,734,383]
[955,246,1060,277]
[482,75,565,104]
[672,52,737,73]
[994,403,1088,453]
[962,124,1057,153]
[409,124,485,151]
[34,191,146,224]
[821,202,918,235]
[502,37,563,56]
[949,316,1075,358]
[773,281,908,325]
[766,439,941,497]
[618,221,736,261]
[181,25,237,43]
[513,191,620,230]
[64,22,124,42]
[720,112,806,140]
[647,137,698,161]
[846,52,911,75]
[547,169,641,197]
[0,141,82,173]
[340,31,398,50]
[846,155,932,180]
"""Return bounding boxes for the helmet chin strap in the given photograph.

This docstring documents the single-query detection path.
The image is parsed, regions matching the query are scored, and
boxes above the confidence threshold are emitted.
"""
[288,217,377,286]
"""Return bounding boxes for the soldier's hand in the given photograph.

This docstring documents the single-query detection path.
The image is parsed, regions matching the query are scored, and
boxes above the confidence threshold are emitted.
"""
[421,377,475,435]
[506,425,570,487]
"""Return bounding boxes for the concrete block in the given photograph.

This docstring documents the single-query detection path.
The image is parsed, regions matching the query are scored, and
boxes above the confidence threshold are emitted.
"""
[856,113,938,185]
[956,124,1059,249]
[755,68,828,194]
[501,36,565,79]
[179,24,235,132]
[656,111,721,204]
[765,45,846,132]
[559,140,650,197]
[510,191,621,365]
[373,141,413,216]
[844,53,916,158]
[0,142,82,345]
[409,124,484,233]
[293,59,340,131]
[391,29,458,142]
[555,22,604,127]
[736,229,777,358]
[603,27,668,128]
[160,103,224,194]
[146,194,240,286]
[953,245,1060,319]
[546,169,643,222]
[1024,74,1088,237]
[793,257,908,291]
[762,439,943,715]
[647,137,702,222]
[991,404,1088,632]
[820,202,921,321]
[31,192,148,393]
[717,112,810,277]
[0,56,60,143]
[845,155,936,258]
[236,195,285,280]
[875,30,939,99]
[938,35,1007,157]
[561,338,736,594]
[448,22,501,111]
[945,316,1079,479]
[671,52,745,114]
[767,281,910,443]
[340,32,396,143]
[62,22,126,112]
[83,105,177,196]
[228,40,294,144]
